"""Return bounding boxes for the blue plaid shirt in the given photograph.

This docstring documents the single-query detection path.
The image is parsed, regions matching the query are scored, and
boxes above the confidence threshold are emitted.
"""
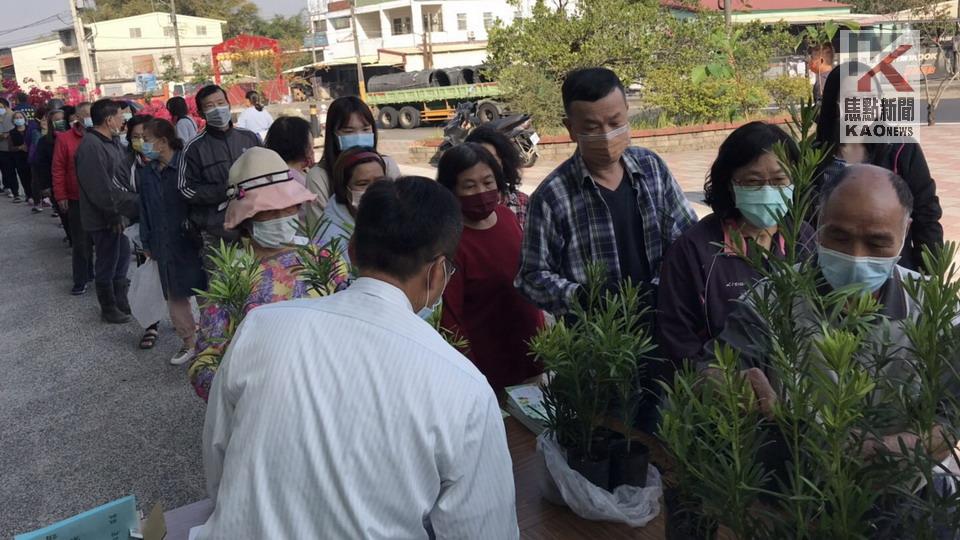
[515,147,697,314]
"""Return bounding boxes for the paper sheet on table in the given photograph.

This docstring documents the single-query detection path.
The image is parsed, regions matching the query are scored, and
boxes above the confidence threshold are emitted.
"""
[188,525,202,540]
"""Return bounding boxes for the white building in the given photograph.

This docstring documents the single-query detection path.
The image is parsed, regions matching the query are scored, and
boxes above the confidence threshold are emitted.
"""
[306,0,545,72]
[10,12,224,96]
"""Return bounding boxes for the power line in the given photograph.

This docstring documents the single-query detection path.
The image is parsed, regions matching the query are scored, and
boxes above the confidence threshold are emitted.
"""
[0,12,70,37]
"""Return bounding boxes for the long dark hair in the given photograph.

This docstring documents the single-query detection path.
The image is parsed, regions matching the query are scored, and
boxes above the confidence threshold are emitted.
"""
[246,90,264,112]
[436,142,508,194]
[166,96,189,121]
[704,121,799,219]
[815,61,886,161]
[464,125,521,194]
[322,96,377,175]
[44,109,63,143]
[144,118,185,152]
[125,114,153,155]
[332,146,385,218]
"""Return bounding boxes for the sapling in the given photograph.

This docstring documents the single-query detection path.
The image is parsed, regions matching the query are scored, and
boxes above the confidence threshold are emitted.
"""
[194,239,264,344]
[293,216,351,296]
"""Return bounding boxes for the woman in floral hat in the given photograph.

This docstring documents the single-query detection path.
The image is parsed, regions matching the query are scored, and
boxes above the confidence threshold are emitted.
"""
[187,147,350,401]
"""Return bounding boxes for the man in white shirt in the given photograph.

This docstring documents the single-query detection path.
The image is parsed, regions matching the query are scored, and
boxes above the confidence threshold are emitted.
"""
[199,176,519,539]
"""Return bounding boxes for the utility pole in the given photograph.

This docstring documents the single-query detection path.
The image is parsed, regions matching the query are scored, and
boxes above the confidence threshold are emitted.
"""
[68,0,97,92]
[724,0,732,34]
[351,0,366,101]
[169,0,185,75]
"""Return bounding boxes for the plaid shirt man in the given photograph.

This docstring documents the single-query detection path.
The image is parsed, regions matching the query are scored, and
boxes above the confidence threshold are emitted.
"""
[515,146,697,314]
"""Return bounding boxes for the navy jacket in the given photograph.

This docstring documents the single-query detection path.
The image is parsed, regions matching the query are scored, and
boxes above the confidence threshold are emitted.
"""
[138,152,207,299]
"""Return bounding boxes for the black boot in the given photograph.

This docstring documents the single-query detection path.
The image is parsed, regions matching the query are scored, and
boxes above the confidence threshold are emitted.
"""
[95,283,131,324]
[113,278,131,315]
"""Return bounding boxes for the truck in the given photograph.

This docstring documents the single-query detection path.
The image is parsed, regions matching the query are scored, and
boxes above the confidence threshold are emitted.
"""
[365,82,505,129]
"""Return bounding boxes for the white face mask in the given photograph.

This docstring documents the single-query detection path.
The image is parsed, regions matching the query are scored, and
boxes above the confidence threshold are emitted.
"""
[419,258,453,316]
[251,215,299,248]
[350,188,366,208]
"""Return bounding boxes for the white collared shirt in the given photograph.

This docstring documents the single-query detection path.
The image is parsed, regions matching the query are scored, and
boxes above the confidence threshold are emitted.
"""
[199,278,518,539]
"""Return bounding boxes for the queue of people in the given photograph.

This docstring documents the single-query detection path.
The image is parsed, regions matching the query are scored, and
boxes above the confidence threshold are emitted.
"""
[6,63,949,537]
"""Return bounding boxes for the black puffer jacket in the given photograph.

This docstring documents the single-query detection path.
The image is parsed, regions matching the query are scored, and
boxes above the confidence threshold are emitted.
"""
[874,143,943,271]
[177,124,259,239]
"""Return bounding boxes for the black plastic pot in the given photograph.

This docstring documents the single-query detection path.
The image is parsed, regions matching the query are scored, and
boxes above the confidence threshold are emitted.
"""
[609,439,649,488]
[663,487,718,540]
[567,447,611,491]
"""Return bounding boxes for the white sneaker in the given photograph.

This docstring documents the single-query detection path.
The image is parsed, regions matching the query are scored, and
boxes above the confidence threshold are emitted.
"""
[170,345,195,366]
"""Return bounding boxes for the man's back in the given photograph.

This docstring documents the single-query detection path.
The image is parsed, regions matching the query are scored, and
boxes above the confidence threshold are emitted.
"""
[200,278,518,539]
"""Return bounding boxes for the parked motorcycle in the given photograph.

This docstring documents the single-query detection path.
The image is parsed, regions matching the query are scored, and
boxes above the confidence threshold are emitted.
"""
[428,104,540,168]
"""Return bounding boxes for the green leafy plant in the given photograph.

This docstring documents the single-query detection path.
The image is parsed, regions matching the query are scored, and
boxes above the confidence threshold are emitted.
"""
[530,262,656,459]
[658,98,960,539]
[764,75,812,112]
[293,216,351,296]
[195,240,264,344]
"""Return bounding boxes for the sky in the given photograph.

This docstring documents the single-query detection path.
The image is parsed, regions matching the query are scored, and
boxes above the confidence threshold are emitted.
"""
[1,0,304,49]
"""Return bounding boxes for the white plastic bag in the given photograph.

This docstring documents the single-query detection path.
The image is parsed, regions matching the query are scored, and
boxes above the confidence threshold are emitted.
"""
[537,433,662,527]
[129,260,167,328]
[123,223,141,250]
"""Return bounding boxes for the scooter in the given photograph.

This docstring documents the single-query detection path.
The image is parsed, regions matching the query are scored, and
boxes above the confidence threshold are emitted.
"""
[429,106,541,168]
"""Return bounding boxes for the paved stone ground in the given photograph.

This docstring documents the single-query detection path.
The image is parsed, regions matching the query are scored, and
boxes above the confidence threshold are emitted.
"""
[2,124,957,537]
[0,202,206,537]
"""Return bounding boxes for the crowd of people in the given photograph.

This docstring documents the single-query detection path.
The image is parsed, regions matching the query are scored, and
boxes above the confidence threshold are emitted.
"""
[4,62,949,537]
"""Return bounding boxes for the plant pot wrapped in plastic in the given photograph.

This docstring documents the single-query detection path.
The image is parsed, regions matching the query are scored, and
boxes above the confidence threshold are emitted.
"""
[537,432,662,527]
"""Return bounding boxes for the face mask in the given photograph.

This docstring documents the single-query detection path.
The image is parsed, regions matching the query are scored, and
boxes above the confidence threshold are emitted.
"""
[577,123,630,165]
[0,108,7,116]
[82,117,93,128]
[117,136,129,148]
[53,119,68,132]
[459,189,499,221]
[13,118,25,127]
[818,245,901,293]
[251,215,299,248]
[122,112,133,122]
[131,138,144,153]
[141,141,160,160]
[734,185,793,229]
[350,188,366,208]
[420,259,453,315]
[338,132,375,151]
[205,106,231,129]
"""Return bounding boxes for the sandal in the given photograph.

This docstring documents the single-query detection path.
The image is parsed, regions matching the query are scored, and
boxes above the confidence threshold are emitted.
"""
[139,324,160,349]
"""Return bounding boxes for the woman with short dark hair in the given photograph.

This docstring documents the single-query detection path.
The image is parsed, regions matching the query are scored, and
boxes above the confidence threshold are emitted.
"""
[464,125,530,228]
[435,142,544,393]
[657,121,815,368]
[305,96,401,219]
[165,96,197,143]
[265,116,314,186]
[138,118,207,365]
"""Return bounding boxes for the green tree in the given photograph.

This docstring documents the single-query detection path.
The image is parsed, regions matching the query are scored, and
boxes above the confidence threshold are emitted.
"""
[487,0,664,126]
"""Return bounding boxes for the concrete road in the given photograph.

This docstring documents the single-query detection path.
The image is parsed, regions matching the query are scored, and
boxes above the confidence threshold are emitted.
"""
[0,201,206,537]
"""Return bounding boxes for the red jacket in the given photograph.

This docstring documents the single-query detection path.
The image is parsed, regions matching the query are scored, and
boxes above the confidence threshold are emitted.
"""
[52,125,85,202]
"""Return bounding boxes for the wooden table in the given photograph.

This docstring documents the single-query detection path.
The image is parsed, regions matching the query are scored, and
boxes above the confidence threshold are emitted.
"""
[161,419,669,539]
[505,417,668,539]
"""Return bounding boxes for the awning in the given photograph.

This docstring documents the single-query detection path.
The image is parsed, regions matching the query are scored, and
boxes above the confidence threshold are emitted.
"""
[282,55,400,74]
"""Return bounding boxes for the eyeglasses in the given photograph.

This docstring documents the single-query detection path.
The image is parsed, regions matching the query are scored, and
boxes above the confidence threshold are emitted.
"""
[732,177,792,190]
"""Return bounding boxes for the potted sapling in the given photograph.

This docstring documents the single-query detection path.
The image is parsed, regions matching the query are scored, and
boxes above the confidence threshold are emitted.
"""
[604,280,656,488]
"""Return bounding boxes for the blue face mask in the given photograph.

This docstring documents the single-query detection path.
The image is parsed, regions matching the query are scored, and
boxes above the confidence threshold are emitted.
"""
[13,118,25,127]
[734,185,793,229]
[141,141,160,160]
[82,117,93,128]
[818,245,901,293]
[338,132,375,151]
